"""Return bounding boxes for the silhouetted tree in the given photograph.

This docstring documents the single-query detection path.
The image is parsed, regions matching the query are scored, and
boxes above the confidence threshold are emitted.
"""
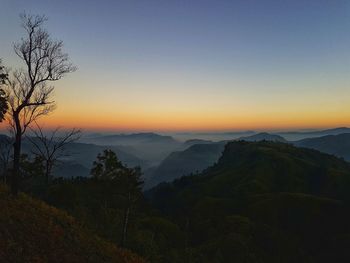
[0,60,8,121]
[28,125,81,184]
[91,150,143,247]
[20,154,45,179]
[91,150,125,180]
[28,124,81,184]
[4,14,76,195]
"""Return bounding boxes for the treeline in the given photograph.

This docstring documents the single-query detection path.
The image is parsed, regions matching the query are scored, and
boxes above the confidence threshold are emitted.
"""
[5,149,190,262]
[3,139,350,262]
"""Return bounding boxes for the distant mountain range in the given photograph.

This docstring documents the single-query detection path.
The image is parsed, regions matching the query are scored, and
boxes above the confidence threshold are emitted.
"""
[276,127,350,141]
[145,142,226,189]
[293,133,350,161]
[144,130,350,188]
[3,127,350,183]
[238,132,287,142]
[80,132,183,166]
[144,132,290,188]
[172,127,350,142]
[184,139,214,145]
[0,135,148,179]
[80,132,178,145]
[149,140,350,202]
[54,141,147,169]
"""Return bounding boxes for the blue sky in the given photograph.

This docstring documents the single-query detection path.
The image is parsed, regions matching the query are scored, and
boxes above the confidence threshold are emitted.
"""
[1,0,350,131]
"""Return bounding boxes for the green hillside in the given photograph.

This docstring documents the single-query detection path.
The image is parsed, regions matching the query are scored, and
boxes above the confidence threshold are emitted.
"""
[0,185,145,263]
[152,141,350,199]
[4,141,350,262]
[148,141,350,263]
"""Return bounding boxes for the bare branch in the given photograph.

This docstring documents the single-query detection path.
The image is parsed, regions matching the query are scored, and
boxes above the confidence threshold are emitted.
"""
[4,13,76,195]
[27,123,81,182]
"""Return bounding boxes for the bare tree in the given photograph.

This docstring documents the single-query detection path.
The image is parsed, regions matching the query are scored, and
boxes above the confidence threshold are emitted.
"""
[4,14,76,195]
[28,124,81,184]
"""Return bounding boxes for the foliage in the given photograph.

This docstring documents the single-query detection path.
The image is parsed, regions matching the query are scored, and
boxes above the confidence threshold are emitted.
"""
[147,141,350,263]
[13,142,350,262]
[91,149,126,180]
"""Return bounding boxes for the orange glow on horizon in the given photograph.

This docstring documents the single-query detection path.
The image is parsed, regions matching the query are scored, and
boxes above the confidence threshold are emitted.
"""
[1,109,350,133]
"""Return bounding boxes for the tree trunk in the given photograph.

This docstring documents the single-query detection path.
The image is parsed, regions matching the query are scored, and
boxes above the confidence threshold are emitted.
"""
[45,161,50,184]
[12,129,21,196]
[3,164,7,184]
[120,201,130,247]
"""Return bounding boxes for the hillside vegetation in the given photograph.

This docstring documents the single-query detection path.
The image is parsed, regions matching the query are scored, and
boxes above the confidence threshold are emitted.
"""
[4,141,350,262]
[0,185,145,263]
[148,141,350,262]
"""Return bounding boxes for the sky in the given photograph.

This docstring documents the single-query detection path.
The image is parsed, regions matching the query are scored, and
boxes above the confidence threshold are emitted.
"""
[0,0,350,132]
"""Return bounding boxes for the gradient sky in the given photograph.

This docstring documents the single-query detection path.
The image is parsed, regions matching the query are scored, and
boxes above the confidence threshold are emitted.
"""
[1,0,350,132]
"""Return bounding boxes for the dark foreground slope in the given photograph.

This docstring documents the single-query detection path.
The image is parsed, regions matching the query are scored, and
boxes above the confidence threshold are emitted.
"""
[0,185,145,263]
[148,141,350,263]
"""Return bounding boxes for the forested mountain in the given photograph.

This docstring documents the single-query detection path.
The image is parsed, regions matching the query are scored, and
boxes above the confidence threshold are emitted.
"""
[144,133,288,187]
[147,141,350,262]
[4,139,350,262]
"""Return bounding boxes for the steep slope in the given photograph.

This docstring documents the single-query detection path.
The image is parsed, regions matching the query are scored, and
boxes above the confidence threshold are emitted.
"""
[145,142,225,189]
[0,185,145,263]
[294,133,350,161]
[149,141,350,206]
[196,141,350,198]
[145,134,288,188]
